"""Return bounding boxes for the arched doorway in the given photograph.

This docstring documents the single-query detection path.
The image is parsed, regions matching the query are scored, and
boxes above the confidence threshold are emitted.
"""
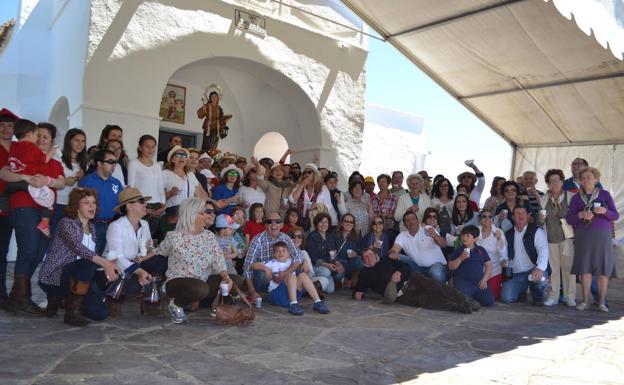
[254,132,289,162]
[158,57,321,163]
[48,97,70,140]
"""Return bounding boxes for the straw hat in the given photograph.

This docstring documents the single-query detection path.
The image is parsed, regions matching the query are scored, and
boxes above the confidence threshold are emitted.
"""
[167,145,190,163]
[457,171,476,184]
[114,187,152,213]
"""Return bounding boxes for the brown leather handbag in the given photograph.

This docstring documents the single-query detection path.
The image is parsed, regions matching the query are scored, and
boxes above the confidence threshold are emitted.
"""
[211,282,255,326]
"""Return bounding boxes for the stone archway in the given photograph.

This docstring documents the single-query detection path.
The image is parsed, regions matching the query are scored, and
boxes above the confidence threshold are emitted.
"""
[254,132,289,162]
[160,56,321,163]
[48,96,70,140]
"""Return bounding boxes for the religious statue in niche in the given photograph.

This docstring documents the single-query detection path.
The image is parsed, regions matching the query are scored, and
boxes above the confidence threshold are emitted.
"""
[197,84,233,155]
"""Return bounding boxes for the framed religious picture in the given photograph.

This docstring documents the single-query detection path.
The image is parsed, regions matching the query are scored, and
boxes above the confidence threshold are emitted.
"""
[159,84,186,124]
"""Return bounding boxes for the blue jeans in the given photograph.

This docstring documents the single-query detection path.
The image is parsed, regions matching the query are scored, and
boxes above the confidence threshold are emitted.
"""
[252,269,270,293]
[49,203,66,240]
[12,208,49,277]
[313,266,335,293]
[339,256,363,279]
[454,277,494,306]
[94,222,110,255]
[0,215,12,297]
[400,255,448,283]
[500,270,549,303]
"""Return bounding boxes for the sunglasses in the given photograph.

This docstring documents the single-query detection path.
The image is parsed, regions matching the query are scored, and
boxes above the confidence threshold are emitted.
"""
[303,170,315,175]
[372,221,384,225]
[174,153,188,159]
[101,159,117,165]
[226,171,239,177]
[128,198,146,205]
[481,214,493,219]
[266,219,282,224]
[291,234,304,239]
[427,214,438,219]
[203,208,215,215]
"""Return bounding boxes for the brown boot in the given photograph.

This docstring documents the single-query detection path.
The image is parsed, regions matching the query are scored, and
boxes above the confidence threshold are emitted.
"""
[64,279,90,327]
[6,275,44,315]
[45,295,62,318]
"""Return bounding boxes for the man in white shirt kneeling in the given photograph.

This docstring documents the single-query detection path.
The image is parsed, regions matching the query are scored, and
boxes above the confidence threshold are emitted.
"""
[501,206,550,305]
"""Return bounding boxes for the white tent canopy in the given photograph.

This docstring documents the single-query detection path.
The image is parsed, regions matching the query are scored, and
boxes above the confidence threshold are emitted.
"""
[342,0,624,241]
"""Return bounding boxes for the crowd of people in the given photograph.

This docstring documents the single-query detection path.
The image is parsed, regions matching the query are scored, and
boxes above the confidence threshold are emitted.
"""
[0,108,619,327]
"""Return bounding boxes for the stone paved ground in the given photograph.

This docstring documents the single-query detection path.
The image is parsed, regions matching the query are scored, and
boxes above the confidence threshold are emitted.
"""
[1,272,623,385]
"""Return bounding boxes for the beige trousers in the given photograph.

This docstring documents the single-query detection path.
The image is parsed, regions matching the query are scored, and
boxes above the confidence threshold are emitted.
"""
[548,240,576,301]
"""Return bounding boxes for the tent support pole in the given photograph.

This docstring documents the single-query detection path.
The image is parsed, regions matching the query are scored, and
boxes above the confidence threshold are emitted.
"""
[510,144,518,180]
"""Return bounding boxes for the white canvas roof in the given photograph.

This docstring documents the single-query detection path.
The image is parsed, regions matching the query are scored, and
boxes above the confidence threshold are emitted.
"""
[341,0,624,148]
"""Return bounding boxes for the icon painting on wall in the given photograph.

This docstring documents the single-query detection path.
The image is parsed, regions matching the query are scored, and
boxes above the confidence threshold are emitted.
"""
[159,84,186,125]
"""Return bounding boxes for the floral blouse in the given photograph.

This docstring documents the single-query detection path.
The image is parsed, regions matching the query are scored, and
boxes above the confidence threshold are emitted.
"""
[156,230,227,282]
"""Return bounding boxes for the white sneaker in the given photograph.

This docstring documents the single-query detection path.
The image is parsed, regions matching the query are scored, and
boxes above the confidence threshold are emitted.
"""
[167,299,188,323]
[598,304,609,313]
[543,297,558,306]
[566,298,577,307]
[576,302,589,311]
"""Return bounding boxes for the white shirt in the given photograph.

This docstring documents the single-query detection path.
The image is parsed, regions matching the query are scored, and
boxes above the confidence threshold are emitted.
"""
[238,186,266,217]
[111,164,126,186]
[470,174,486,207]
[431,197,454,216]
[315,185,346,226]
[512,224,549,273]
[127,158,166,204]
[477,225,508,276]
[162,170,200,208]
[77,232,96,260]
[264,257,295,291]
[105,216,152,272]
[394,226,447,267]
[56,161,81,205]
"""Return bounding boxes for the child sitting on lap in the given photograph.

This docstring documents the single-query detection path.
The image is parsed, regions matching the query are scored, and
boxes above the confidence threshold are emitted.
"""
[448,225,494,307]
[252,241,330,316]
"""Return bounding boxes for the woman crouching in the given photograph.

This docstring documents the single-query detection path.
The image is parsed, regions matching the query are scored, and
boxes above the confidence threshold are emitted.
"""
[154,197,243,323]
[38,188,120,326]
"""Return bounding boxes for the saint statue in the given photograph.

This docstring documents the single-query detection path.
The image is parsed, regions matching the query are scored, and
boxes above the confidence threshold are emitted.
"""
[197,85,233,154]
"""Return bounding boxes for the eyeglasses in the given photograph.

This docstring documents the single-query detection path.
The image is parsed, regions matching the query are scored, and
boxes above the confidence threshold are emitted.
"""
[128,198,146,205]
[291,234,304,239]
[174,153,188,159]
[203,208,215,215]
[427,214,438,219]
[266,219,282,224]
[100,159,117,165]
[233,212,244,218]
[372,221,384,225]
[342,219,355,224]
[481,214,493,219]
[504,188,517,193]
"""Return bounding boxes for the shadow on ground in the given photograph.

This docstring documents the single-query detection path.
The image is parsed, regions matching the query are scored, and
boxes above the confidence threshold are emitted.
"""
[1,270,622,385]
